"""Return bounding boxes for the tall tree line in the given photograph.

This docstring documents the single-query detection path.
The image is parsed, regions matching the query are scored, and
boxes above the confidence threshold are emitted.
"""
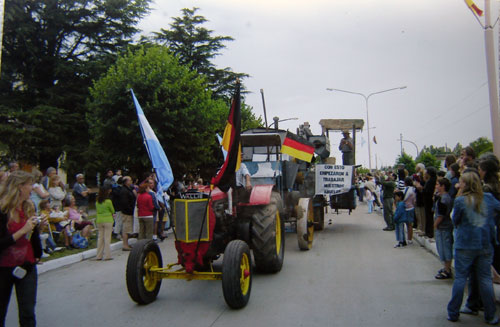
[0,1,260,181]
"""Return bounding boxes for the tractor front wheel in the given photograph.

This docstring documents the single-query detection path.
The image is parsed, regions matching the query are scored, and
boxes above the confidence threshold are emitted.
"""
[222,240,252,309]
[126,240,163,304]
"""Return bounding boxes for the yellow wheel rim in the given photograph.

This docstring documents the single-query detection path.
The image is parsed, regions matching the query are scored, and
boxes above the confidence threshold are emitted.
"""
[275,211,282,255]
[240,253,251,295]
[143,251,159,292]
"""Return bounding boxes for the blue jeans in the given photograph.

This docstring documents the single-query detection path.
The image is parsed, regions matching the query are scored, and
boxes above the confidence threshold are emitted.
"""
[435,229,453,262]
[367,200,373,213]
[395,222,405,242]
[447,249,496,321]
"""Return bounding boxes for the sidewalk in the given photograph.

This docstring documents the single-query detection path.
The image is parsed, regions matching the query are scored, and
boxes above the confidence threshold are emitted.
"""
[368,200,500,301]
[37,240,126,274]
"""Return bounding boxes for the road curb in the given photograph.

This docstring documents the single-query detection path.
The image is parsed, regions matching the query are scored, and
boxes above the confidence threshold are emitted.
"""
[413,233,439,257]
[37,241,124,274]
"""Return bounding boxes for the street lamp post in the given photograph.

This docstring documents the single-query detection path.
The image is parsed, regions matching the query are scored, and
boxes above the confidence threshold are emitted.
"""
[397,133,419,158]
[268,117,299,130]
[326,86,407,170]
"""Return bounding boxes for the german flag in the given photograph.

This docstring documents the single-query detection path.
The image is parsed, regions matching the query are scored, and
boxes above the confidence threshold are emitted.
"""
[465,0,483,17]
[281,132,315,162]
[211,83,241,192]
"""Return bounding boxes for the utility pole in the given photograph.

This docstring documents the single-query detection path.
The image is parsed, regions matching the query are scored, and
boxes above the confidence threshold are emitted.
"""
[400,133,403,155]
[260,89,269,130]
[484,0,500,157]
[0,0,5,76]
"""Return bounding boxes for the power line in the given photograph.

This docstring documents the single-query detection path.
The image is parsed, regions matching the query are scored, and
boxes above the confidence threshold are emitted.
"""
[416,103,489,142]
[418,81,487,128]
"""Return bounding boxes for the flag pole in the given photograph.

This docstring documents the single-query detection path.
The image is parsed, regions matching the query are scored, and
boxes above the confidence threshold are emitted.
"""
[484,0,500,158]
[131,89,159,186]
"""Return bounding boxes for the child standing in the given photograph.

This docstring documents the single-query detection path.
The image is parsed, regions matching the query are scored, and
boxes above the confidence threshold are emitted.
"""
[434,177,453,279]
[365,188,374,213]
[393,190,407,248]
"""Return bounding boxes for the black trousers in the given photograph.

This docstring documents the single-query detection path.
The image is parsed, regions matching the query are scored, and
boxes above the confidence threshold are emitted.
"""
[424,204,434,238]
[0,265,37,327]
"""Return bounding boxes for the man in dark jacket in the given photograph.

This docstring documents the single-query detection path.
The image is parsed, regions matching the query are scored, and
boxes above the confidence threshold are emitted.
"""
[423,167,437,238]
[381,174,396,231]
[111,177,123,239]
[119,176,136,250]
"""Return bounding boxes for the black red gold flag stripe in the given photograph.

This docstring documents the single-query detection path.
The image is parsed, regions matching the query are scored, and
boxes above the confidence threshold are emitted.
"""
[465,0,483,17]
[211,84,241,192]
[281,132,315,162]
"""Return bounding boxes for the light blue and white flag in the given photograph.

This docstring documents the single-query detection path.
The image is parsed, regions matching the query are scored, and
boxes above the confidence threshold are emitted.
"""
[216,133,228,160]
[131,89,174,196]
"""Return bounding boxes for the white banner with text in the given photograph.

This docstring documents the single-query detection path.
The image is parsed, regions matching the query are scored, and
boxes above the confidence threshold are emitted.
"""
[315,164,353,195]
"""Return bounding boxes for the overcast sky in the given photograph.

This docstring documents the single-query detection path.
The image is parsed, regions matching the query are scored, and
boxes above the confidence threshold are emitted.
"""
[138,0,498,169]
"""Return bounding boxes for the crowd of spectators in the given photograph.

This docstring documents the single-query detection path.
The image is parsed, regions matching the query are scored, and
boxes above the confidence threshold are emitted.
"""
[355,147,500,324]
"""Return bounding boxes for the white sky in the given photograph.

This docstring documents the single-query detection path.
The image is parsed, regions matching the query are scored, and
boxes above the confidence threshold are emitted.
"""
[138,0,499,169]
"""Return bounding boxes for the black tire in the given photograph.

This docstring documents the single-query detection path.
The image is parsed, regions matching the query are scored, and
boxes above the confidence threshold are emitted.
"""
[126,240,163,304]
[222,240,252,309]
[314,206,325,231]
[251,192,285,273]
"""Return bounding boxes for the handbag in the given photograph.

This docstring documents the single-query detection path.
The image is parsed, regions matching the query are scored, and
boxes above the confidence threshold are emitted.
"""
[72,233,88,249]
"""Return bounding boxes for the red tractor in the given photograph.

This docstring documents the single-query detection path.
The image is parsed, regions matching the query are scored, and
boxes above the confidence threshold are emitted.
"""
[125,169,285,309]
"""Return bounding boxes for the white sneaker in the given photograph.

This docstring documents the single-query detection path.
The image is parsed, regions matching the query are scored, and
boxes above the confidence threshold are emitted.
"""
[42,252,50,258]
[54,247,64,252]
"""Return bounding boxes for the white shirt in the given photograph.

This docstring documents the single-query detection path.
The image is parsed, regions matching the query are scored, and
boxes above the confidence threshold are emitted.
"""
[235,163,250,187]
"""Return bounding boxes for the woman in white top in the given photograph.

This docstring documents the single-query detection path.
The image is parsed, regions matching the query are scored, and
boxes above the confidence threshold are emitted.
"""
[48,175,66,208]
[30,169,50,214]
[403,177,416,243]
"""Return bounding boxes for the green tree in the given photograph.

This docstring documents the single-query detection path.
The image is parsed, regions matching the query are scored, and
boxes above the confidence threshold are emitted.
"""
[469,137,493,157]
[395,152,416,175]
[453,142,463,157]
[152,7,249,100]
[0,0,151,170]
[356,167,370,175]
[416,151,441,170]
[87,46,229,177]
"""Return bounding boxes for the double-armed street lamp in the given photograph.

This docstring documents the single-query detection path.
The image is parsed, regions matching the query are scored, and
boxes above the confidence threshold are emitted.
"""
[326,86,407,170]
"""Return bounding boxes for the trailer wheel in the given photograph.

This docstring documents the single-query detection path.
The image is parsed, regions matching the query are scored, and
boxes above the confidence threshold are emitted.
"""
[313,206,325,231]
[251,192,285,273]
[126,240,163,304]
[222,240,252,309]
[297,198,314,250]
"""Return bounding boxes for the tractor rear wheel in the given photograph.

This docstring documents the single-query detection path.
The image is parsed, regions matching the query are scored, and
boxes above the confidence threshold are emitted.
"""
[126,240,163,304]
[251,192,285,273]
[222,240,252,309]
[297,198,314,250]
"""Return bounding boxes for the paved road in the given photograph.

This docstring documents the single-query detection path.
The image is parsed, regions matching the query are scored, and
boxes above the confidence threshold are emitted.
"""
[6,202,496,327]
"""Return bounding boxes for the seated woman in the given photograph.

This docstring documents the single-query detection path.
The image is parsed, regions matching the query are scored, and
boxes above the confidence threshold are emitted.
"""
[30,169,50,214]
[38,200,69,251]
[48,175,66,209]
[45,202,72,248]
[64,196,92,239]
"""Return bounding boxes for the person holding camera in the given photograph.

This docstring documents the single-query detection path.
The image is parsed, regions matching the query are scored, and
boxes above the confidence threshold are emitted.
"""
[0,170,45,327]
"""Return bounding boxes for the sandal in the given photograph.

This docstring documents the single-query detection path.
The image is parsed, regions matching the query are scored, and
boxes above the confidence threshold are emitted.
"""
[435,270,452,279]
